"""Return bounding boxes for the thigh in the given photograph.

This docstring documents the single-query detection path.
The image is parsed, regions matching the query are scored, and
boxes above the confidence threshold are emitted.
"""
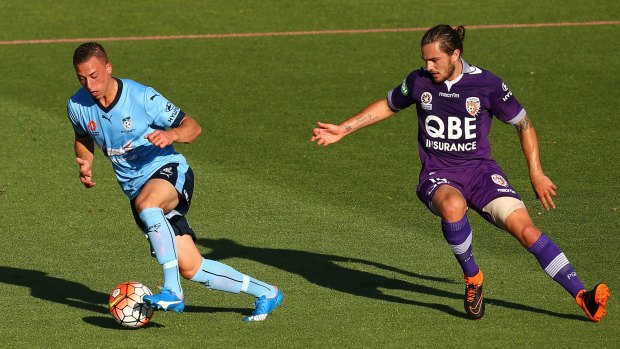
[129,165,197,256]
[503,207,541,247]
[481,196,526,230]
[133,163,194,214]
[134,178,180,213]
[417,173,467,219]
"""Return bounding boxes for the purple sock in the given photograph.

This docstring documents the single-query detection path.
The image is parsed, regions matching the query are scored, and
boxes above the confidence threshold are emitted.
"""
[442,216,479,277]
[527,233,584,297]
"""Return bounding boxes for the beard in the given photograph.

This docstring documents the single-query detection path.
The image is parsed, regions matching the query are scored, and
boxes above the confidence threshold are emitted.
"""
[431,61,456,84]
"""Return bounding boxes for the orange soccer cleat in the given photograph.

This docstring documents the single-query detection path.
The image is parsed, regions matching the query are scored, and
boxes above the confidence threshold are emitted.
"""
[464,270,485,320]
[576,283,610,322]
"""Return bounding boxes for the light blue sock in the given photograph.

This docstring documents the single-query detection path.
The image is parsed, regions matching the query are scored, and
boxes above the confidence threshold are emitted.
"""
[190,258,276,298]
[139,207,183,297]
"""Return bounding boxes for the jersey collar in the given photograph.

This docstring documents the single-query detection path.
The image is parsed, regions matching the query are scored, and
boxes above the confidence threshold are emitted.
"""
[443,58,480,91]
[96,78,123,113]
[461,58,480,74]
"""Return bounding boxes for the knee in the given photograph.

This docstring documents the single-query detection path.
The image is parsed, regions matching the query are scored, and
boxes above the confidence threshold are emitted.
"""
[134,195,157,213]
[503,208,541,247]
[437,197,467,222]
[515,224,542,248]
[521,225,542,248]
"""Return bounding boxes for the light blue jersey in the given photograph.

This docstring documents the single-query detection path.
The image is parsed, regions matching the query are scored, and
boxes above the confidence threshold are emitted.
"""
[67,78,188,199]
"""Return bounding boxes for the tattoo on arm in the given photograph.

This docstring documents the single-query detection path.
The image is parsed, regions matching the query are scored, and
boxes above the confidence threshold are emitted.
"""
[356,113,373,124]
[345,113,374,133]
[515,115,533,133]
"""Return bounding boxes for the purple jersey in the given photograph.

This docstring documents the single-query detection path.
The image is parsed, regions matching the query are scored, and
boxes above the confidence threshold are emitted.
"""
[387,59,526,171]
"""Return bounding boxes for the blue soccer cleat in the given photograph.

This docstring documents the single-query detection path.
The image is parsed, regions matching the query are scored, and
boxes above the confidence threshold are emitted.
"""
[142,287,185,313]
[244,287,283,322]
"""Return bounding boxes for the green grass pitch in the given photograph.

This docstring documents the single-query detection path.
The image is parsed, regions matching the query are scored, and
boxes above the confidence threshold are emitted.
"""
[0,1,618,347]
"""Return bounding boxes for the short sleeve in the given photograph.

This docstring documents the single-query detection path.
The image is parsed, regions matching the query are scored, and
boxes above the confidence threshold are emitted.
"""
[144,87,186,128]
[487,74,526,125]
[387,71,418,112]
[67,99,88,137]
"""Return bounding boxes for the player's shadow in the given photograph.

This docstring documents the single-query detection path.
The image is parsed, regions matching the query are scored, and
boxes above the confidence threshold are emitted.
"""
[0,266,244,328]
[0,266,109,314]
[197,238,584,320]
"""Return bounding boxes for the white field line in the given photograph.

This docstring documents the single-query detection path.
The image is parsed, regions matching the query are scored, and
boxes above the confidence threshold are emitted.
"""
[1,21,618,46]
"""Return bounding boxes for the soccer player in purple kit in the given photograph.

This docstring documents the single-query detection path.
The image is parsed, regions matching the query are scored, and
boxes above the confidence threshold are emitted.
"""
[311,24,609,321]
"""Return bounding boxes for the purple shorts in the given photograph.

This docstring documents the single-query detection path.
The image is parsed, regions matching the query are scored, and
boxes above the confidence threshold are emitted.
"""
[416,161,522,222]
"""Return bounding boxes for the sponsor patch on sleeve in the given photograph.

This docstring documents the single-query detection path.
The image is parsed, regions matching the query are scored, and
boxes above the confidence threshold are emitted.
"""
[400,78,409,96]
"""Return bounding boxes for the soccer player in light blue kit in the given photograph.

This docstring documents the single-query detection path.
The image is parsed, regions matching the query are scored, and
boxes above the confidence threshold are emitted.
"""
[311,25,609,321]
[67,42,282,321]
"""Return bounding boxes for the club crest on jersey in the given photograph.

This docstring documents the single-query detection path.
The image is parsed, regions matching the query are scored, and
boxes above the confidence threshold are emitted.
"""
[122,116,132,130]
[491,174,508,187]
[421,92,432,110]
[465,97,480,117]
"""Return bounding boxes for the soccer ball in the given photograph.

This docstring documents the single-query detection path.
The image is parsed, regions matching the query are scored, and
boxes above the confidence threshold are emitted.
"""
[108,281,155,328]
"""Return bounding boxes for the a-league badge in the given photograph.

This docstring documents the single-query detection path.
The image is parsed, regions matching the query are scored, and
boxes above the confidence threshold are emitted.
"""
[421,92,432,110]
[466,97,480,116]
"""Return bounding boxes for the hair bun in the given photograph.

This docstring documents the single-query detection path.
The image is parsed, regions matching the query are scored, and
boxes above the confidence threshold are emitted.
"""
[455,25,466,41]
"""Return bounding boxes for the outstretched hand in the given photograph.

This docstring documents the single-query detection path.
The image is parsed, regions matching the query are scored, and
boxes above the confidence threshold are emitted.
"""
[531,174,557,210]
[310,122,345,146]
[76,157,96,188]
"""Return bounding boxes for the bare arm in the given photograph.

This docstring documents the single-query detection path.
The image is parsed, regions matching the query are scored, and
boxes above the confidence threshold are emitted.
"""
[310,98,396,146]
[145,115,202,148]
[74,134,96,188]
[515,115,557,209]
